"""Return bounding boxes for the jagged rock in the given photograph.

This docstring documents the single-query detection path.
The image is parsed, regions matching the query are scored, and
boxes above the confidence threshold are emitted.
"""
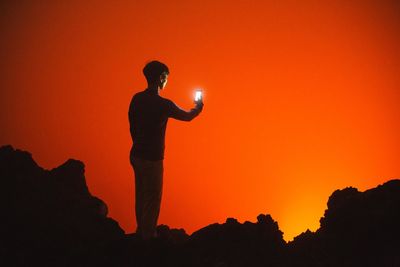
[2,145,399,267]
[288,179,400,267]
[0,145,124,266]
[188,214,286,267]
[156,224,189,244]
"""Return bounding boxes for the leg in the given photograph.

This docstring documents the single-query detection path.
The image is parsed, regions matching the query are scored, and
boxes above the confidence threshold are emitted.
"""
[132,158,163,239]
[133,160,144,235]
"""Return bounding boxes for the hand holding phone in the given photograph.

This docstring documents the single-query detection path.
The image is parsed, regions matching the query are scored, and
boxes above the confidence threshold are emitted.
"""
[194,89,204,105]
[195,90,202,102]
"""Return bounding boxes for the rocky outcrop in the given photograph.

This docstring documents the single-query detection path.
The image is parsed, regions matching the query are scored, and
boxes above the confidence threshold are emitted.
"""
[0,145,124,266]
[288,180,400,266]
[1,145,399,267]
[187,215,286,267]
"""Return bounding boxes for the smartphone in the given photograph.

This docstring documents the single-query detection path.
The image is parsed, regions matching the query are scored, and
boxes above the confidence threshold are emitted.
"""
[195,90,203,102]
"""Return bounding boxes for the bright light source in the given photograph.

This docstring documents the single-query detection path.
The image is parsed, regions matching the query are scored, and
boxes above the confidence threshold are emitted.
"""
[195,90,202,101]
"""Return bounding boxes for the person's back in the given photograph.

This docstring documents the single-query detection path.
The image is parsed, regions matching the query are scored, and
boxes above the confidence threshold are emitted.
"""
[129,90,170,161]
[129,88,203,162]
[128,60,203,239]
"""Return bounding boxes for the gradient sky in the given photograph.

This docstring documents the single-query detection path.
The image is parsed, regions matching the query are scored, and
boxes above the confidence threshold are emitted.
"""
[1,0,399,241]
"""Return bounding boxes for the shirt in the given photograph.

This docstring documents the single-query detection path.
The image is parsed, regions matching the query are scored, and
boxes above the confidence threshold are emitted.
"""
[129,89,203,161]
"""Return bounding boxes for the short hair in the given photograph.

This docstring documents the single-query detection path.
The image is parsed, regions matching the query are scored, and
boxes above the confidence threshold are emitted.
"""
[143,61,170,83]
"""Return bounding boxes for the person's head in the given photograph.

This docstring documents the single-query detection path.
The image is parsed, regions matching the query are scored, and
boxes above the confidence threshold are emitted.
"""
[143,60,169,90]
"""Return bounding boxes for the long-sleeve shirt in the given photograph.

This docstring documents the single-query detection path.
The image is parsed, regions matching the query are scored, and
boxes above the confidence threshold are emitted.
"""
[129,89,203,161]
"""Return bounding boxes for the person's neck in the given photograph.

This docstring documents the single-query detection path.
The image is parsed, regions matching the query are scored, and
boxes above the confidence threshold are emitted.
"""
[146,84,160,95]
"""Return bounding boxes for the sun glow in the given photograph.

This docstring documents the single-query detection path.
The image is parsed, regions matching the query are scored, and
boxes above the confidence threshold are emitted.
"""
[1,0,399,241]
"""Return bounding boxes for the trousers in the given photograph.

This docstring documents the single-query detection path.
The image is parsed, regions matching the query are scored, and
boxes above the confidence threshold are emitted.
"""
[131,157,163,239]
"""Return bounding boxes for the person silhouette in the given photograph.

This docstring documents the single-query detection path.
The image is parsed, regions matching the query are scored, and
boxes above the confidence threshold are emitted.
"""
[128,61,204,239]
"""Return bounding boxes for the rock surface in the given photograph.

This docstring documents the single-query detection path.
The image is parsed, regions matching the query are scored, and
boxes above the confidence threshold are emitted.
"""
[1,145,399,266]
[0,145,124,266]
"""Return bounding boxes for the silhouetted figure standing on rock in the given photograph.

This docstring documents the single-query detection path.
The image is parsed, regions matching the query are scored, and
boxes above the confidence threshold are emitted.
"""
[128,61,203,240]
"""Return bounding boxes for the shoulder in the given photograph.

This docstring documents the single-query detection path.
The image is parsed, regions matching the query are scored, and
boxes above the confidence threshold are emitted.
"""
[159,96,176,108]
[159,96,173,103]
[133,90,146,99]
[129,91,145,112]
[131,91,147,104]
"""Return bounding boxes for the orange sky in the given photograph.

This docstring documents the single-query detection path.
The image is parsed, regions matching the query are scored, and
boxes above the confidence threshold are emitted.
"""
[1,0,399,241]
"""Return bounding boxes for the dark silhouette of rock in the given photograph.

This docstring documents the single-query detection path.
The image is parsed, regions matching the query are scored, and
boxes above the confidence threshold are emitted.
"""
[288,180,400,267]
[186,215,286,267]
[118,215,286,267]
[1,145,399,266]
[0,145,124,266]
[157,224,189,244]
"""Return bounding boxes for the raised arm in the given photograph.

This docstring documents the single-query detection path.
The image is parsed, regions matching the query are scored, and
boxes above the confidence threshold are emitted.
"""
[167,100,204,121]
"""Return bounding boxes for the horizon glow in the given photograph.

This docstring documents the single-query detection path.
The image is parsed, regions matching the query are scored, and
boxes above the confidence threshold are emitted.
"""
[0,0,399,241]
